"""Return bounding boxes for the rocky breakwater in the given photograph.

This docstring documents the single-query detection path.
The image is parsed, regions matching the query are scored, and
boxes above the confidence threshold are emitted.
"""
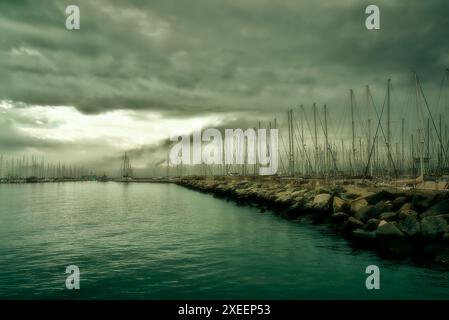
[178,178,449,265]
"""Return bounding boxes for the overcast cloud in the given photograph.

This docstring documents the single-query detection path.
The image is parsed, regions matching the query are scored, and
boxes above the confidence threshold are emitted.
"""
[0,0,448,171]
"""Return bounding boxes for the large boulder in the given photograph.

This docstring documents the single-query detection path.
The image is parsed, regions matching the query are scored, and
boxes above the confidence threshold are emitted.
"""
[275,190,295,206]
[420,199,449,218]
[354,205,382,222]
[264,189,280,202]
[392,196,409,210]
[375,222,412,255]
[421,216,449,240]
[341,192,359,201]
[398,202,414,212]
[398,202,418,219]
[343,217,364,232]
[378,219,387,227]
[235,188,250,199]
[330,185,346,195]
[376,222,404,238]
[313,193,332,212]
[365,218,380,231]
[375,200,393,213]
[365,190,396,204]
[413,195,436,213]
[333,196,348,213]
[350,199,368,214]
[304,190,316,201]
[398,215,421,237]
[315,187,331,195]
[236,180,249,188]
[379,211,398,221]
[290,189,307,199]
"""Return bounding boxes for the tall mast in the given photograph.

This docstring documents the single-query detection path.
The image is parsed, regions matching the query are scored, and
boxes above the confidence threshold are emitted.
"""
[324,104,329,175]
[287,109,295,176]
[366,85,373,176]
[341,139,344,172]
[411,134,415,175]
[300,105,306,174]
[291,111,294,175]
[313,103,318,176]
[350,89,356,175]
[426,118,430,162]
[439,113,443,173]
[401,118,405,174]
[166,150,169,178]
[387,78,391,178]
[415,73,424,178]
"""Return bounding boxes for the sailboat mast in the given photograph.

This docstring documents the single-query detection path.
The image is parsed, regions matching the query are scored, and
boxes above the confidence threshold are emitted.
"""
[350,89,356,175]
[439,114,443,173]
[366,85,373,176]
[324,104,329,175]
[415,73,424,178]
[313,103,318,176]
[387,78,391,177]
[401,118,405,174]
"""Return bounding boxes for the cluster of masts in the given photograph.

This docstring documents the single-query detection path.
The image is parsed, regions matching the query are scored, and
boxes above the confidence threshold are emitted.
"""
[280,72,449,180]
[167,71,449,181]
[1,71,448,183]
[0,155,96,182]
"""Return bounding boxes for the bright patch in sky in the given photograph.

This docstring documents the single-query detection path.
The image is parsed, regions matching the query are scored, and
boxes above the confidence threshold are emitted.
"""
[2,101,223,150]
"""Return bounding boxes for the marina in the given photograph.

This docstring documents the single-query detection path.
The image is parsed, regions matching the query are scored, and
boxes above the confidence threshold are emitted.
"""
[3,0,449,304]
[2,71,448,190]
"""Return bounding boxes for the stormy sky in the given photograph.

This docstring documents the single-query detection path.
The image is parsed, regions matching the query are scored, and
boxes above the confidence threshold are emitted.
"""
[0,0,448,173]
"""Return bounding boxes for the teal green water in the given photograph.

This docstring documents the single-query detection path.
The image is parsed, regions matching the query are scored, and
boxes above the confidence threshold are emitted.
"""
[1,182,449,299]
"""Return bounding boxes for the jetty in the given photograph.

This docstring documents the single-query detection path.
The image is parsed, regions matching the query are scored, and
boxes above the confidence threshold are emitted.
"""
[177,176,449,266]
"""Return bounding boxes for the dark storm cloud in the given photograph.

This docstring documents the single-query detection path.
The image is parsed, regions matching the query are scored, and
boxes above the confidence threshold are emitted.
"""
[1,0,449,168]
[1,0,448,117]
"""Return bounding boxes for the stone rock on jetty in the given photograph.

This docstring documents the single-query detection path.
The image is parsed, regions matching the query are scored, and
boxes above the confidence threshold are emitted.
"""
[313,193,332,211]
[375,222,412,255]
[366,218,380,231]
[350,199,368,214]
[421,216,448,240]
[177,177,449,266]
[333,196,347,212]
[399,215,421,237]
[421,199,449,218]
[379,211,398,221]
[354,205,382,222]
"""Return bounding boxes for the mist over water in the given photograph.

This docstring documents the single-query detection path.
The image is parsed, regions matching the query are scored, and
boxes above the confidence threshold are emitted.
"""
[1,182,449,299]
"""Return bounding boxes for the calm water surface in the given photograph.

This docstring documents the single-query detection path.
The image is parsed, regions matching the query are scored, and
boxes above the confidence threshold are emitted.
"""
[1,182,449,299]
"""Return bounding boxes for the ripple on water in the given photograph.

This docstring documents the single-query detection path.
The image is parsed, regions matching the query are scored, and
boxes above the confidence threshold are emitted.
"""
[1,182,449,299]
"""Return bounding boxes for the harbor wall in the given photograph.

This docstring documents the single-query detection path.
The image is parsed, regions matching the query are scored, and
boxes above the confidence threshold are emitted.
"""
[177,177,449,265]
